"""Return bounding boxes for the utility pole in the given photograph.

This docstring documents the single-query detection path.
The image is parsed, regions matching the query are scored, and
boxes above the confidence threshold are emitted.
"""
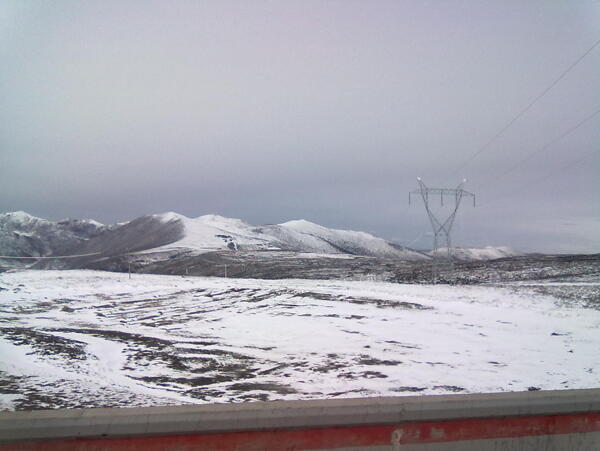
[127,247,132,279]
[409,178,475,282]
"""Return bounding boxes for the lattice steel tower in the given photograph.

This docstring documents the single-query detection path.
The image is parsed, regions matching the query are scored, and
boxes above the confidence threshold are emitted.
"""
[409,178,475,280]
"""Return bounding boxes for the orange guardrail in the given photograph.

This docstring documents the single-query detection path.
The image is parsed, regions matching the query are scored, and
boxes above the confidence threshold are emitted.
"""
[1,389,599,450]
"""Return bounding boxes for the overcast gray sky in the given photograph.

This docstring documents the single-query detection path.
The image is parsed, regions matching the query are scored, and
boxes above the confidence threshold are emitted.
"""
[1,0,599,253]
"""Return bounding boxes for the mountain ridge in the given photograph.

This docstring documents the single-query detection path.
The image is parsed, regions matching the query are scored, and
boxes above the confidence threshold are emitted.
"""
[0,211,523,275]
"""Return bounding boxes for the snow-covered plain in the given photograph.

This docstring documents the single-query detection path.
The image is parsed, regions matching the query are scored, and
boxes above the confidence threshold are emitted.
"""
[0,270,598,411]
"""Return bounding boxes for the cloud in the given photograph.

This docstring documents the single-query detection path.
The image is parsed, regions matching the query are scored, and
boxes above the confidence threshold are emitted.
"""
[1,0,598,253]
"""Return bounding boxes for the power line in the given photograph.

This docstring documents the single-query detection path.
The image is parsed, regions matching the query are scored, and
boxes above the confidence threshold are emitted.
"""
[477,108,600,191]
[487,148,598,205]
[503,149,598,200]
[0,252,101,259]
[454,36,600,176]
[0,248,160,260]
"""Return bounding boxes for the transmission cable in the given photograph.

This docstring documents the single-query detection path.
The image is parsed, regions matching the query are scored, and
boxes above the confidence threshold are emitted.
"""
[0,252,101,259]
[477,108,600,191]
[518,149,598,193]
[492,148,598,203]
[454,36,600,175]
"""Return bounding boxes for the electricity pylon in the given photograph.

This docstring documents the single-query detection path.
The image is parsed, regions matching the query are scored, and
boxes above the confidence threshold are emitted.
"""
[409,178,475,281]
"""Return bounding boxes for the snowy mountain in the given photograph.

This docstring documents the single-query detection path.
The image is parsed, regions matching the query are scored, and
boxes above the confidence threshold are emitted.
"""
[0,211,427,270]
[275,219,424,259]
[1,211,525,274]
[0,211,105,259]
[153,214,427,260]
[152,213,278,253]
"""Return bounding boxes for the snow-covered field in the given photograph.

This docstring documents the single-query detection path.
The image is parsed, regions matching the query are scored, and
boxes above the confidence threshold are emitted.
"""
[0,270,599,411]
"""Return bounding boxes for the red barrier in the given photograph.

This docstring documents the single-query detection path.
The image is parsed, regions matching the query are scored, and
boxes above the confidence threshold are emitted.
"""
[2,412,599,451]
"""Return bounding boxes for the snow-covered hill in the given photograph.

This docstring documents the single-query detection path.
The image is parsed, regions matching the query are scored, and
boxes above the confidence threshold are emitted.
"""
[0,211,105,260]
[153,214,427,260]
[430,246,522,261]
[1,211,526,274]
[277,220,425,259]
[152,213,278,253]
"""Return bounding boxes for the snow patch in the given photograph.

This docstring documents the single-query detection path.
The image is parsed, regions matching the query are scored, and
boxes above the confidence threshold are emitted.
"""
[0,211,47,224]
[154,212,188,223]
[1,269,598,410]
[431,246,522,261]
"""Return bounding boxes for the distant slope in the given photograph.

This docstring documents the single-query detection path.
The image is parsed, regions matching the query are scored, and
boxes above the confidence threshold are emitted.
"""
[253,224,345,254]
[2,211,523,272]
[277,220,427,260]
[152,213,278,253]
[0,211,105,259]
[151,215,428,260]
[430,246,522,261]
[65,213,185,258]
